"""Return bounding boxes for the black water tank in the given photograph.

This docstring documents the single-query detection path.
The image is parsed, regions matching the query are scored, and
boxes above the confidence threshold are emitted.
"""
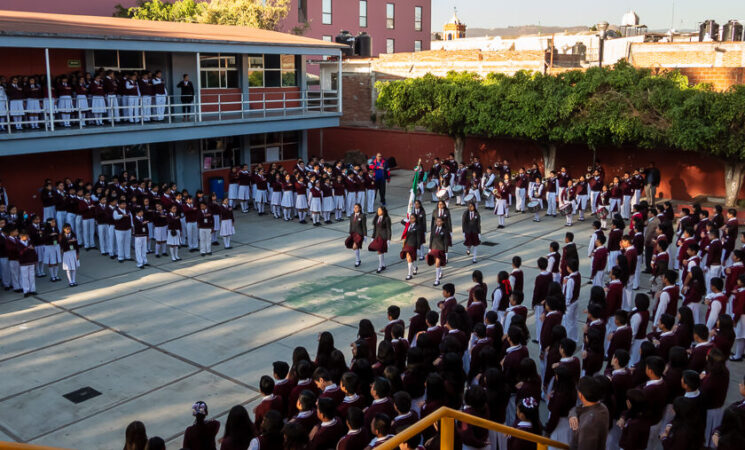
[722,20,744,41]
[335,30,355,56]
[699,20,720,41]
[355,32,373,57]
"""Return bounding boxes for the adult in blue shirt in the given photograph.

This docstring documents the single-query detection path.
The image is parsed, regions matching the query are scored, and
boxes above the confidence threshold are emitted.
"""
[369,152,390,206]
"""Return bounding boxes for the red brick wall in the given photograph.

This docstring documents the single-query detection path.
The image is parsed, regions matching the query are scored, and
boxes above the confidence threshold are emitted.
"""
[0,149,93,214]
[309,127,742,202]
[676,67,745,91]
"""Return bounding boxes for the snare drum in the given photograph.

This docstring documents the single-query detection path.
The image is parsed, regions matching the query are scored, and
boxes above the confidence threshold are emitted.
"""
[425,181,437,191]
[436,188,450,200]
[452,185,464,195]
[559,204,573,216]
[482,189,493,200]
[597,206,609,219]
[527,201,540,212]
[463,193,475,203]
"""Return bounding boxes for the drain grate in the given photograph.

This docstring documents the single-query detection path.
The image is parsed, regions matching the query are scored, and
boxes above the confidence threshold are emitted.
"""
[481,241,498,247]
[63,386,102,404]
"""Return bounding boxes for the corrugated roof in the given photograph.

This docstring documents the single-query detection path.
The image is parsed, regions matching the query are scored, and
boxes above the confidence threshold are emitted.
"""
[0,9,345,49]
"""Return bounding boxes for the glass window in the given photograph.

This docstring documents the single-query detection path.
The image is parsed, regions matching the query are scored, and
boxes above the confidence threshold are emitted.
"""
[298,0,307,22]
[414,40,422,52]
[249,131,300,164]
[247,55,297,88]
[386,39,395,54]
[93,50,117,68]
[359,1,367,28]
[415,6,422,31]
[100,145,151,179]
[201,137,240,170]
[322,35,333,42]
[199,53,239,89]
[386,3,395,29]
[322,0,332,25]
[93,50,144,70]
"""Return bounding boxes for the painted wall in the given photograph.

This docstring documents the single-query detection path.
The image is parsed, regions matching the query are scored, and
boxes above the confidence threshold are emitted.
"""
[2,0,136,17]
[308,127,745,203]
[0,48,86,77]
[0,149,93,214]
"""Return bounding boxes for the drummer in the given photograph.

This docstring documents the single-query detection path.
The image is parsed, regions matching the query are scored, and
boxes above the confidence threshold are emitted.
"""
[465,178,482,208]
[494,180,509,229]
[439,167,454,208]
[560,179,576,227]
[481,167,496,210]
[454,162,468,206]
[529,177,545,223]
[428,158,442,203]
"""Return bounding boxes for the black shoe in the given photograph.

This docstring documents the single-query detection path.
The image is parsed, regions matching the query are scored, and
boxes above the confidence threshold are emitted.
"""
[24,293,30,297]
[532,339,539,344]
[189,249,198,253]
[413,267,418,275]
[466,249,471,255]
[110,255,116,260]
[299,220,307,224]
[376,267,383,273]
[729,356,743,362]
[355,261,361,267]
[155,254,160,258]
[201,253,206,257]
[497,225,505,229]
[138,265,144,270]
[433,280,440,286]
[30,291,37,295]
[119,260,124,263]
[406,275,413,280]
[207,252,212,256]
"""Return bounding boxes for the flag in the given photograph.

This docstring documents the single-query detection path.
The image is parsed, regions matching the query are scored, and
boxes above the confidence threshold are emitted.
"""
[401,161,422,240]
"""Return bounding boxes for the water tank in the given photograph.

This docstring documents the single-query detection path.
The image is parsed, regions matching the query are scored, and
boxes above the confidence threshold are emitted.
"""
[699,20,719,41]
[355,32,372,57]
[335,30,355,56]
[722,20,744,41]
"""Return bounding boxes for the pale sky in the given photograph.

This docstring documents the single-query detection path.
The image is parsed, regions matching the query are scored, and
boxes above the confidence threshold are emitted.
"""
[432,0,745,31]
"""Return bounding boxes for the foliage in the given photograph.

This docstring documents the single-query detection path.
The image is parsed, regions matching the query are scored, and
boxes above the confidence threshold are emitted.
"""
[116,0,290,30]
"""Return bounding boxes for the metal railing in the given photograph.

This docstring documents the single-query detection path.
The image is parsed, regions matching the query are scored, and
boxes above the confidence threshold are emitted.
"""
[376,406,569,450]
[0,90,339,136]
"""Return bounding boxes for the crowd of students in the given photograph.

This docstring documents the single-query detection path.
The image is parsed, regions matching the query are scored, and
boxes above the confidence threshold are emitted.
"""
[0,69,173,130]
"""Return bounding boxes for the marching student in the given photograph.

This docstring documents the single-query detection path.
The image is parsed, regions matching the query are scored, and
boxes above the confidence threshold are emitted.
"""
[529,177,544,222]
[481,167,496,210]
[411,200,427,261]
[428,216,449,286]
[461,202,481,264]
[113,200,132,262]
[42,218,62,282]
[431,200,452,262]
[59,223,79,287]
[493,180,509,229]
[197,201,214,257]
[345,203,367,267]
[309,180,323,226]
[219,197,235,249]
[369,206,392,273]
[18,232,38,297]
[132,208,149,269]
[167,204,182,261]
[401,216,421,280]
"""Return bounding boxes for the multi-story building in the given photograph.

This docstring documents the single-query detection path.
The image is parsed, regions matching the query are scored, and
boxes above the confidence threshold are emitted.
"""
[0,10,343,212]
[3,0,432,56]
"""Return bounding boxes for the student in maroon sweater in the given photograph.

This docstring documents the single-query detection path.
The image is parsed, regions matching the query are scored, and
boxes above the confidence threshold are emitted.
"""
[314,367,345,408]
[182,401,220,450]
[336,407,370,450]
[652,314,678,361]
[391,391,419,432]
[363,378,396,431]
[606,310,632,363]
[338,372,367,420]
[701,348,731,447]
[502,326,530,389]
[271,361,293,415]
[545,365,577,443]
[254,376,283,431]
[617,389,651,450]
[408,297,430,343]
[289,390,319,435]
[641,356,669,447]
[308,398,346,450]
[688,324,713,373]
[381,305,405,342]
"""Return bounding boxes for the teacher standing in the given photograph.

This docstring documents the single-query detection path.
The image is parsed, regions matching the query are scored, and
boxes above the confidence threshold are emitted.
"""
[368,153,390,206]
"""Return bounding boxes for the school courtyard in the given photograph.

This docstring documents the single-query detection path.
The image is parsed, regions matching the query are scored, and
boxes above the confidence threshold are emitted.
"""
[0,170,742,449]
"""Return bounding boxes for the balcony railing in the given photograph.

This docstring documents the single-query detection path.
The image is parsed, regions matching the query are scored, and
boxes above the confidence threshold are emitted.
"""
[0,90,340,136]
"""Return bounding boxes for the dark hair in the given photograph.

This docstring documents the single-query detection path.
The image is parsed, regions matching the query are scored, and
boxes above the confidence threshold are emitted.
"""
[393,391,412,413]
[371,413,392,436]
[281,421,309,450]
[613,349,630,367]
[425,310,439,326]
[346,406,364,430]
[415,297,431,315]
[221,405,255,449]
[645,356,665,377]
[693,323,710,341]
[472,270,484,284]
[442,283,455,296]
[625,388,646,419]
[317,397,337,420]
[358,319,375,338]
[272,361,289,379]
[387,305,401,319]
[144,437,165,450]
[372,377,391,398]
[124,421,147,450]
[682,370,700,391]
[512,256,522,267]
[259,375,275,395]
[560,338,576,356]
[577,376,601,402]
[537,256,548,270]
[659,314,675,331]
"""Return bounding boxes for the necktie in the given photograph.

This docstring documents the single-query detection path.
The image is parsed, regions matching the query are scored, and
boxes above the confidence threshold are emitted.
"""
[470,212,474,220]
[436,227,441,234]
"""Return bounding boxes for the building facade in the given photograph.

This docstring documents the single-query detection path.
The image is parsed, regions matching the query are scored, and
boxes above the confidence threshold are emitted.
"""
[2,0,432,57]
[0,10,343,213]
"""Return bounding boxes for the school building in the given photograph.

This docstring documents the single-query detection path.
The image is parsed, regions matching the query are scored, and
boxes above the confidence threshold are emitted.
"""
[0,10,344,212]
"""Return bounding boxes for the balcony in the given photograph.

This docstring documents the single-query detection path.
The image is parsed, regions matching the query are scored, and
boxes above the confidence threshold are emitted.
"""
[0,90,341,155]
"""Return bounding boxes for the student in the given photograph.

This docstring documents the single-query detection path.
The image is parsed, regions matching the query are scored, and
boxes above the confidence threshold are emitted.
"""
[562,259,581,342]
[640,356,668,448]
[701,348,730,448]
[704,277,727,331]
[308,180,323,226]
[510,256,524,293]
[545,365,577,448]
[427,217,449,286]
[113,200,132,262]
[17,232,37,297]
[363,378,396,430]
[490,270,512,324]
[42,218,62,282]
[320,177,334,224]
[547,242,561,283]
[588,221,604,258]
[253,166,268,216]
[401,215,421,281]
[346,203,367,268]
[591,235,609,287]
[653,271,679,332]
[503,291,528,334]
[369,206,392,273]
[248,409,283,449]
[132,209,149,269]
[529,177,545,222]
[532,257,552,339]
[293,175,309,224]
[617,389,651,450]
[494,180,509,228]
[197,202,214,256]
[308,398,346,449]
[219,197,235,249]
[731,274,745,361]
[629,294,650,365]
[166,204,182,262]
[336,407,369,450]
[507,397,543,450]
[568,377,610,450]
[254,376,282,430]
[59,223,79,287]
[462,202,481,264]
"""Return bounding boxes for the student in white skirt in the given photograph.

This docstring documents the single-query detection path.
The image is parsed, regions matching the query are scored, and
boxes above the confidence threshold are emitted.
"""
[0,79,7,129]
[308,180,324,226]
[57,76,74,127]
[320,178,334,224]
[529,178,545,222]
[166,205,183,261]
[280,174,295,221]
[59,224,80,287]
[333,175,346,222]
[493,180,508,229]
[90,74,107,126]
[152,203,168,258]
[42,218,63,282]
[270,173,283,219]
[294,176,309,224]
[7,77,25,130]
[219,198,235,249]
[29,215,46,277]
[253,167,268,215]
[545,365,575,450]
[24,77,43,129]
[75,77,89,127]
[227,166,241,209]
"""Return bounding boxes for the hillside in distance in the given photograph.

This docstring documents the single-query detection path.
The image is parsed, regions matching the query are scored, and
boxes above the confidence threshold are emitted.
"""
[464,25,590,38]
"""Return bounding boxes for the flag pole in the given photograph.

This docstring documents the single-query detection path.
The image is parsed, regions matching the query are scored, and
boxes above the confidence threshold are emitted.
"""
[401,158,422,239]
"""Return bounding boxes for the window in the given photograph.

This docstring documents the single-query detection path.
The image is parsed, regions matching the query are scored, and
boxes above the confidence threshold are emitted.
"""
[298,0,307,22]
[247,55,298,88]
[99,145,151,180]
[202,137,240,170]
[386,39,395,54]
[322,0,332,25]
[359,1,367,28]
[414,40,422,52]
[322,35,333,42]
[250,131,300,164]
[93,50,145,70]
[415,6,423,31]
[386,3,395,29]
[200,53,238,88]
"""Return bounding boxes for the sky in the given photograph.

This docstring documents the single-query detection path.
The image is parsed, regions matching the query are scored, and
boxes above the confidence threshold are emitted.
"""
[432,0,745,31]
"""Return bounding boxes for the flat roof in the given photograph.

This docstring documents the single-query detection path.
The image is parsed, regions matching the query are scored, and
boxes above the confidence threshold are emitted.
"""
[0,9,345,50]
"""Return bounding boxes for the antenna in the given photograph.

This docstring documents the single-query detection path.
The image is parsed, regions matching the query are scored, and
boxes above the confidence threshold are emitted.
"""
[671,0,675,31]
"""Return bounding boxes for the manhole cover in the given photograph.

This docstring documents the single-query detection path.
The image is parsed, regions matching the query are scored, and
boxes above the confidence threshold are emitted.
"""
[63,386,102,404]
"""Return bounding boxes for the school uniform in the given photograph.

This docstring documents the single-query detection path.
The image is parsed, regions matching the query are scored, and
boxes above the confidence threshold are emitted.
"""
[113,207,132,261]
[59,231,80,285]
[41,224,62,270]
[24,82,43,128]
[591,246,609,286]
[733,287,745,359]
[363,397,397,430]
[253,172,268,213]
[57,82,74,127]
[320,184,334,223]
[704,238,723,292]
[562,271,582,342]
[74,81,89,126]
[529,182,545,222]
[427,226,449,284]
[532,270,552,338]
[701,366,730,448]
[481,173,496,208]
[506,420,537,450]
[336,428,369,450]
[493,185,509,226]
[238,170,252,210]
[132,216,149,268]
[547,251,561,283]
[546,176,559,216]
[0,83,7,127]
[7,83,25,129]
[653,285,679,331]
[77,198,96,249]
[197,208,214,255]
[606,279,624,322]
[151,76,167,120]
[88,79,106,125]
[462,210,481,262]
[138,78,152,121]
[332,180,346,220]
[18,241,37,294]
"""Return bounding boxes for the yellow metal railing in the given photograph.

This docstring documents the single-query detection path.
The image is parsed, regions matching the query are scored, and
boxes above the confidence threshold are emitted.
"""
[376,406,569,450]
[0,443,70,449]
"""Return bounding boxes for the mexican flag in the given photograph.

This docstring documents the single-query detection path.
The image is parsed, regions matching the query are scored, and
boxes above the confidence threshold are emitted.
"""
[401,160,422,240]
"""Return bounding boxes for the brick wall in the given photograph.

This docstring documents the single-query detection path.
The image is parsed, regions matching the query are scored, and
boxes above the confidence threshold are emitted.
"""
[675,67,745,91]
[341,72,374,126]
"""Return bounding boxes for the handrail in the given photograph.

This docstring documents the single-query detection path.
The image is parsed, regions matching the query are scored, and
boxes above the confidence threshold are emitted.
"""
[375,406,569,450]
[0,443,70,450]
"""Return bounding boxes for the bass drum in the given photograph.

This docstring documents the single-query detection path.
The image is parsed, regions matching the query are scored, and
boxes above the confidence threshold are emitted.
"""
[482,189,493,199]
[436,188,450,200]
[425,181,437,191]
[452,185,464,195]
[463,192,475,203]
[527,201,540,212]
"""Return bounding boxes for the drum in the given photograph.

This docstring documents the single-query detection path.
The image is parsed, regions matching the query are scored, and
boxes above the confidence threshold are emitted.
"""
[482,189,493,199]
[436,188,450,200]
[452,185,464,195]
[527,201,540,212]
[463,193,475,203]
[597,206,609,219]
[425,181,437,191]
[559,204,573,216]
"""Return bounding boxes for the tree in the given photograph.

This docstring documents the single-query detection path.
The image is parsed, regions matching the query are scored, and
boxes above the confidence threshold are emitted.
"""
[115,0,290,30]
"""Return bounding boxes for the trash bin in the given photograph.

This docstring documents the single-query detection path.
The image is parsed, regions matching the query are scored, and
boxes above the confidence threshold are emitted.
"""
[209,176,225,200]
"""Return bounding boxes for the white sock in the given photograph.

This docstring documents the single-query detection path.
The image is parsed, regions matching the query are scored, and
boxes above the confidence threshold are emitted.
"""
[436,267,442,281]
[70,270,76,283]
[735,339,745,358]
[354,249,361,262]
[472,247,478,260]
[224,236,231,248]
[408,262,413,276]
[378,254,384,268]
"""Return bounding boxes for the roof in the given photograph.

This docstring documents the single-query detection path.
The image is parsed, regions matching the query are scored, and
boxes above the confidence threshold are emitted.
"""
[0,9,345,50]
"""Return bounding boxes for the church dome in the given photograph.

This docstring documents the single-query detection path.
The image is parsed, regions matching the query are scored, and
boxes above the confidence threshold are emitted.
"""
[621,10,639,26]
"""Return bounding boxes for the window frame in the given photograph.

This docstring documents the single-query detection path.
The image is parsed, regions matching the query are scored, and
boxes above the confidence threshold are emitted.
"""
[414,40,422,52]
[249,131,300,164]
[414,6,423,31]
[99,145,151,180]
[93,50,146,71]
[322,0,332,25]
[201,137,240,171]
[386,3,395,29]
[359,0,368,28]
[298,0,308,22]
[247,54,299,88]
[386,38,395,54]
[199,53,239,89]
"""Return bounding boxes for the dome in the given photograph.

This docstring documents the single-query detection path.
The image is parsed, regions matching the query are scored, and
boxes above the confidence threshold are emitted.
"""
[448,8,463,25]
[621,10,639,27]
